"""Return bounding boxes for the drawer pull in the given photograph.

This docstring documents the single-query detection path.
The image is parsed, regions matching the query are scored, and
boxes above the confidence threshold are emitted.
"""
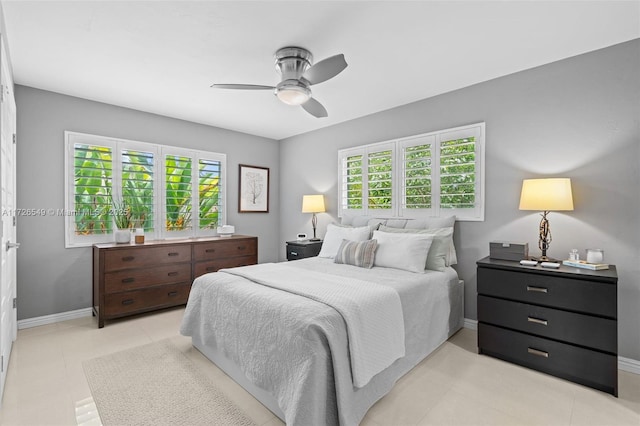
[527,316,548,326]
[205,248,216,253]
[526,285,548,294]
[121,299,135,306]
[167,271,179,277]
[122,256,135,262]
[168,291,178,297]
[237,245,246,250]
[206,266,217,272]
[291,252,298,256]
[121,277,135,284]
[527,347,549,358]
[168,252,179,257]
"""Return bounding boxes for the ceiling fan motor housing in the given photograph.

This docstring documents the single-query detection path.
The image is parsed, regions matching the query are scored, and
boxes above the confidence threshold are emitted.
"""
[274,47,313,105]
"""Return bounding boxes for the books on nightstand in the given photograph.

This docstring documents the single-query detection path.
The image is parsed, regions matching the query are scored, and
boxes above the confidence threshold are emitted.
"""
[562,260,610,270]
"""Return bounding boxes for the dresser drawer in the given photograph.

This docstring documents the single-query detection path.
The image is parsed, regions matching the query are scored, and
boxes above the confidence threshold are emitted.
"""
[286,241,323,260]
[479,323,617,396]
[103,283,191,316]
[104,245,192,272]
[478,295,616,353]
[193,238,257,261]
[104,263,191,293]
[477,268,616,318]
[194,255,256,278]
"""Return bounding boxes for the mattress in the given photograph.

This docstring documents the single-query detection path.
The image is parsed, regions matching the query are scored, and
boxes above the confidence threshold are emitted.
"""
[180,257,463,426]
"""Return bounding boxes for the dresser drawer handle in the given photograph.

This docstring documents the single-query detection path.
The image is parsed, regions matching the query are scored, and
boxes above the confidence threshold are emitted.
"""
[168,291,178,297]
[527,316,548,326]
[121,277,135,284]
[168,252,179,257]
[167,271,179,277]
[122,256,135,262]
[526,285,548,293]
[206,266,217,272]
[291,252,298,256]
[527,347,549,358]
[121,299,135,306]
[237,245,246,250]
[205,248,216,253]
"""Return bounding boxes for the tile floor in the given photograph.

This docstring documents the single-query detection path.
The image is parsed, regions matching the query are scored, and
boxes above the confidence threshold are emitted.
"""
[0,307,638,425]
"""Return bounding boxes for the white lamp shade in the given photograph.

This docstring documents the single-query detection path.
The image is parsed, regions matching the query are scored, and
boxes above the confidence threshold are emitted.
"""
[519,178,574,211]
[302,194,326,213]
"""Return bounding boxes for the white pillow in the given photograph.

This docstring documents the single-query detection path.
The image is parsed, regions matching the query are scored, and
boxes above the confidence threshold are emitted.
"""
[318,224,371,258]
[372,230,433,273]
[377,225,453,272]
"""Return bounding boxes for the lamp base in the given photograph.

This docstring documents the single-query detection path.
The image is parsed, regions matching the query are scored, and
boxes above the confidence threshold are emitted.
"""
[531,255,557,262]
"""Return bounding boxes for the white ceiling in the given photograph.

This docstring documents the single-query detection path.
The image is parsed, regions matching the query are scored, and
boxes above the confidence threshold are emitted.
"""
[2,1,639,140]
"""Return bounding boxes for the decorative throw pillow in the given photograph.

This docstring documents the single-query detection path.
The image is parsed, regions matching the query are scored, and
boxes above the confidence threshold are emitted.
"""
[372,230,433,273]
[318,223,371,258]
[334,239,378,269]
[378,225,453,272]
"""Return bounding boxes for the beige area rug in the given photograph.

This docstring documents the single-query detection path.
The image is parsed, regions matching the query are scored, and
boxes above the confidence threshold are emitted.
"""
[83,339,257,426]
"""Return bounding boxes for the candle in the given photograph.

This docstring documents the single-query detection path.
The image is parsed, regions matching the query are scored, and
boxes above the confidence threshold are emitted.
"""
[586,249,603,264]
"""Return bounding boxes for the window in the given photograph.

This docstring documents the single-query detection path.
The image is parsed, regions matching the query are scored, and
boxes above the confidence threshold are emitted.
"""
[338,123,484,221]
[65,132,226,247]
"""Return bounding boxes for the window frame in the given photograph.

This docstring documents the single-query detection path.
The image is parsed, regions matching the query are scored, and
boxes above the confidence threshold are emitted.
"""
[338,122,485,221]
[64,131,227,248]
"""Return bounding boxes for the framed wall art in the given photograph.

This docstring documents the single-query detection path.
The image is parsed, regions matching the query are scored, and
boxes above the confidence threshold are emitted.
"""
[238,164,269,213]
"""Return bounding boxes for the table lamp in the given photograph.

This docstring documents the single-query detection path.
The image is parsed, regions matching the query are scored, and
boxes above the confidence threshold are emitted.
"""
[301,194,325,241]
[519,178,574,261]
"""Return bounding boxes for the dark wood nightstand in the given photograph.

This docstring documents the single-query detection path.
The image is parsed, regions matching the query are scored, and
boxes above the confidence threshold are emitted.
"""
[476,256,618,396]
[286,240,323,261]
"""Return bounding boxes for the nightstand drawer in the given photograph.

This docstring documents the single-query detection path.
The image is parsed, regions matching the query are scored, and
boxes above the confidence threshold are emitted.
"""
[105,263,192,293]
[478,295,617,353]
[477,268,616,318]
[104,245,192,272]
[286,241,322,260]
[479,323,617,396]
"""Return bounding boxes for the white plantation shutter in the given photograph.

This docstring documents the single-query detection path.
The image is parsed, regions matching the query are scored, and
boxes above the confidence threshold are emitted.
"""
[338,123,484,221]
[197,155,225,234]
[438,125,483,220]
[339,141,395,217]
[400,135,435,216]
[121,147,155,232]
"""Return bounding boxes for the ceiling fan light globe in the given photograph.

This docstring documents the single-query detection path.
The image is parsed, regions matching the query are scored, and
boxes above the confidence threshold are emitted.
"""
[276,85,311,106]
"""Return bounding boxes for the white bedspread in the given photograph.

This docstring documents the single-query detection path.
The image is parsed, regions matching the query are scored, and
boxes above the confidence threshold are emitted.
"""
[221,263,405,388]
[181,258,461,425]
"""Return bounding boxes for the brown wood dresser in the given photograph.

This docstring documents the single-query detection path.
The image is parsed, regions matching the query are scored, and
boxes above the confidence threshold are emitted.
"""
[477,256,618,396]
[93,235,257,327]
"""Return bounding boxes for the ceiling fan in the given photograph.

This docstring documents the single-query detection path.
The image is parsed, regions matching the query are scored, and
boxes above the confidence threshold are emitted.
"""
[211,46,348,118]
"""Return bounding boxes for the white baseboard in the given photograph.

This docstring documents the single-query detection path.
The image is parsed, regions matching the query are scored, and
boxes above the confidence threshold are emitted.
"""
[17,307,93,330]
[463,318,638,375]
[463,318,478,330]
[619,356,640,375]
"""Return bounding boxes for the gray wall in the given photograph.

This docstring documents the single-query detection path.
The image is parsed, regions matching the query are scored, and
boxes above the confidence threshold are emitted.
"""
[279,40,640,360]
[15,86,280,320]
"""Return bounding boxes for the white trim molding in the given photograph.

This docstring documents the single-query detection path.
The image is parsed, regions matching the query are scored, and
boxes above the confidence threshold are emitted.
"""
[17,307,93,329]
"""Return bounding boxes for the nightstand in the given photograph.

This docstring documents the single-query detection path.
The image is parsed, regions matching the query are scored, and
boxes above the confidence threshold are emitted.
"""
[286,240,323,261]
[476,256,618,396]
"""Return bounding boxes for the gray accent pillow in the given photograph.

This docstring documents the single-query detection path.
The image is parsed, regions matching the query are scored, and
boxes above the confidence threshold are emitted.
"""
[334,239,378,269]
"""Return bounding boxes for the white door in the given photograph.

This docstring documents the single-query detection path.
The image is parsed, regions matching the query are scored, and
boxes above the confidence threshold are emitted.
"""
[0,35,17,405]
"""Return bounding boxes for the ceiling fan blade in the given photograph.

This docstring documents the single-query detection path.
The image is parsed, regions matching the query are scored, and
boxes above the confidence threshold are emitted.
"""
[303,54,348,85]
[301,97,328,118]
[211,84,275,90]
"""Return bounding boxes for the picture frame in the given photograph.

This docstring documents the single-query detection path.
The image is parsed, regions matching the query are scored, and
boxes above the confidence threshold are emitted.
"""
[238,164,269,213]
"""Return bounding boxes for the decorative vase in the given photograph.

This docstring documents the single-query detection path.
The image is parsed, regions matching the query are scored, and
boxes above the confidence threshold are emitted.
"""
[114,228,130,244]
[134,228,145,244]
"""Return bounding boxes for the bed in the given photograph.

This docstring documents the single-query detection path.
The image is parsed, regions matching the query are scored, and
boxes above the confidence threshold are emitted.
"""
[180,216,463,426]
